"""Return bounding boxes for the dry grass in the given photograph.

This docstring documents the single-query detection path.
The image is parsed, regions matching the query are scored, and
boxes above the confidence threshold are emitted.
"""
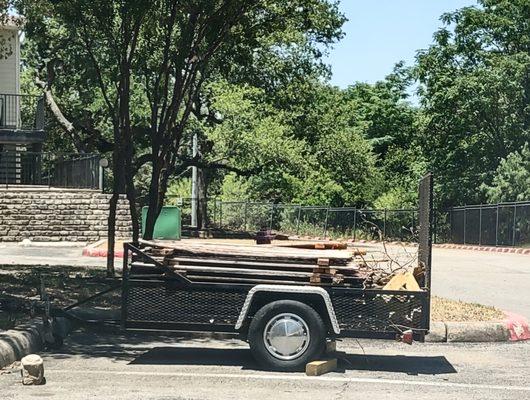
[431,296,505,322]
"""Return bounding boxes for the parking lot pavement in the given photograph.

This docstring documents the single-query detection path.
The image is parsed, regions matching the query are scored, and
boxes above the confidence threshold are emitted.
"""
[431,247,530,317]
[1,331,529,400]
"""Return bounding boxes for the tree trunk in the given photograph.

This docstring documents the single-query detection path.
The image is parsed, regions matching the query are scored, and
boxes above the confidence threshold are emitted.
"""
[106,129,126,276]
[143,163,162,240]
[106,192,119,277]
[124,136,139,242]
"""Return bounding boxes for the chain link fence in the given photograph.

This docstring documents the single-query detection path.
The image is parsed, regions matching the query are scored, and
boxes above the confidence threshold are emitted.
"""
[161,197,529,247]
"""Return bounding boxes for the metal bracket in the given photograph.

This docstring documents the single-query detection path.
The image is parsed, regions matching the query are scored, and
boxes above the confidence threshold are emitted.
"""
[234,284,340,334]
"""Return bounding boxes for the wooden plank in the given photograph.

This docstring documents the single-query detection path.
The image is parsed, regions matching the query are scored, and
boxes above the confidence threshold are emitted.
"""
[141,239,354,263]
[184,275,315,286]
[272,241,347,250]
[169,264,319,278]
[152,256,361,272]
[305,359,337,376]
[382,271,421,291]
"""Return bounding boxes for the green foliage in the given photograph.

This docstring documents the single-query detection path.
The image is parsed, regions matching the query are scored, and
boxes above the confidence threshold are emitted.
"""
[9,0,530,213]
[482,143,530,202]
[416,0,530,206]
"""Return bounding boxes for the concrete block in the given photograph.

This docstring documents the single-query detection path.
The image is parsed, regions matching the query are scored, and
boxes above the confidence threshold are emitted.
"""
[446,322,509,342]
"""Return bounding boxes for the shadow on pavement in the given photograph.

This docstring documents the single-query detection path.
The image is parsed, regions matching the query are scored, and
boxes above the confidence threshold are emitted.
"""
[128,346,456,375]
[129,346,257,368]
[335,352,457,375]
[45,330,457,375]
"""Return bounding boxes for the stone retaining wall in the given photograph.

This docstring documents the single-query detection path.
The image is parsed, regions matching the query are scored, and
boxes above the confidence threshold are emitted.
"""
[0,189,131,242]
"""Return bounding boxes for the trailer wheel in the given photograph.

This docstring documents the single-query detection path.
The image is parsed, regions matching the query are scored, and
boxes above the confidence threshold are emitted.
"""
[248,300,326,371]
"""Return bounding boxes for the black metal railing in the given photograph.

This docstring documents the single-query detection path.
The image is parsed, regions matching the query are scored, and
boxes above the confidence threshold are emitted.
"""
[0,94,45,131]
[0,151,101,189]
[435,202,530,247]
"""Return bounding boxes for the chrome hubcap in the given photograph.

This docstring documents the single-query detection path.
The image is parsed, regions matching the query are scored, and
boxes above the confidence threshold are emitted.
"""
[263,313,310,360]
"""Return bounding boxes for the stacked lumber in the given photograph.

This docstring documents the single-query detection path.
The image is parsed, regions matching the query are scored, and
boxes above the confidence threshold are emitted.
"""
[132,240,424,291]
[135,240,366,287]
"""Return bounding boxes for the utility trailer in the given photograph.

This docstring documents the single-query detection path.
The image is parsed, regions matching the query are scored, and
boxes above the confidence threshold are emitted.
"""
[119,174,434,371]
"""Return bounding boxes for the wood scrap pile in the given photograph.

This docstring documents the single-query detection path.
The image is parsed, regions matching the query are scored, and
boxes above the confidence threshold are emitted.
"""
[134,240,423,291]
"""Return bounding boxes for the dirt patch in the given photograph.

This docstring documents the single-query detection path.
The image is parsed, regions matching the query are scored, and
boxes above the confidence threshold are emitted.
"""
[0,265,119,330]
[431,296,505,322]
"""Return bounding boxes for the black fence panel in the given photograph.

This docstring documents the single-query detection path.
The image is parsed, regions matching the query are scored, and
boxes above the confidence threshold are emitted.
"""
[0,151,101,189]
[441,202,530,247]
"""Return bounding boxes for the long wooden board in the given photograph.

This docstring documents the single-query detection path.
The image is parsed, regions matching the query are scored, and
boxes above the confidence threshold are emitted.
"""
[140,239,355,264]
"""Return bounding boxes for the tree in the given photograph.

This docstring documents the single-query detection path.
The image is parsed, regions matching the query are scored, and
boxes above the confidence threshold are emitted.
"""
[11,0,346,274]
[415,0,530,206]
[482,143,530,202]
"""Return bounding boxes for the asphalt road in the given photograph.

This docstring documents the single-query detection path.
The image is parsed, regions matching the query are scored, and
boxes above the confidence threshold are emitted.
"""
[430,247,530,317]
[1,331,529,399]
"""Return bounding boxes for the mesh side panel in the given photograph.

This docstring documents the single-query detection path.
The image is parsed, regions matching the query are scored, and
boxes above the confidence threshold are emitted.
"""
[332,292,425,332]
[126,285,247,325]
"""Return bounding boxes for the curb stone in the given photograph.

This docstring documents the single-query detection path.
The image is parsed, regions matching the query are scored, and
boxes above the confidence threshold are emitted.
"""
[425,313,530,343]
[0,318,74,369]
[347,240,529,254]
[82,239,125,258]
[445,322,510,342]
[433,243,530,255]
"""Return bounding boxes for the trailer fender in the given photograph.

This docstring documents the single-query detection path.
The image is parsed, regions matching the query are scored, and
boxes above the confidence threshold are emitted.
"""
[235,284,340,334]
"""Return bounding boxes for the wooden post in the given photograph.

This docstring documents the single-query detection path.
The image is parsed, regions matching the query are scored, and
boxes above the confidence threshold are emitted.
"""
[21,354,45,385]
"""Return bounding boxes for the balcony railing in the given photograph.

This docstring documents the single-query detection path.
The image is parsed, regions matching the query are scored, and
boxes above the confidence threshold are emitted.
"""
[0,151,102,190]
[0,94,45,131]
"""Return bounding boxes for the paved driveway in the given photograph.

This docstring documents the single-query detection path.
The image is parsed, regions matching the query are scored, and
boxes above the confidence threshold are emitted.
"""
[431,247,530,317]
[1,331,529,400]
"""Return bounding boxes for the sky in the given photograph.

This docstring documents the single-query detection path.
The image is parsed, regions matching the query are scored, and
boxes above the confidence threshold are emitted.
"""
[325,0,478,88]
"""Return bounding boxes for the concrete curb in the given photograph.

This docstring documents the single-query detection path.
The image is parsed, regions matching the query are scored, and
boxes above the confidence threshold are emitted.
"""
[82,239,124,258]
[0,317,74,369]
[426,313,530,343]
[433,243,530,255]
[348,240,529,254]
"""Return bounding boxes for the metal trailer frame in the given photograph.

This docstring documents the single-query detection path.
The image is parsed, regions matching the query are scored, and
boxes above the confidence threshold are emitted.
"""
[119,174,433,342]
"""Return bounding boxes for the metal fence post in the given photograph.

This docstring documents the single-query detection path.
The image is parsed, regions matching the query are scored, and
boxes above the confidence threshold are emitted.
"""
[244,202,248,232]
[269,204,274,230]
[463,207,467,244]
[212,199,217,228]
[433,210,438,244]
[383,209,387,241]
[478,206,482,246]
[352,209,357,242]
[512,204,517,246]
[495,204,499,247]
[295,206,302,235]
[219,201,223,229]
[323,207,330,238]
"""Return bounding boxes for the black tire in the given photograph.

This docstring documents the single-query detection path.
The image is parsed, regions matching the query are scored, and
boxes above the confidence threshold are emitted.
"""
[248,300,326,371]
